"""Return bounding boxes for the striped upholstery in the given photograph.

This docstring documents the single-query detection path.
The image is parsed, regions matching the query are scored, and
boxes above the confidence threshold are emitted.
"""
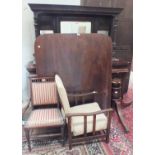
[32,82,58,105]
[25,108,63,128]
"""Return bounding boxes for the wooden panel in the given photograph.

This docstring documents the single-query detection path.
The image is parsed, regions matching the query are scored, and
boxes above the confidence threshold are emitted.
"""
[82,0,113,7]
[35,34,112,108]
[116,19,133,48]
[113,48,132,61]
[81,0,133,58]
[119,0,133,19]
[111,0,125,8]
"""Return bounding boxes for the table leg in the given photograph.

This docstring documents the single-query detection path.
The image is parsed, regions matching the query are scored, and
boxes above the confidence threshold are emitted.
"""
[122,88,133,107]
[122,101,132,107]
[114,100,129,133]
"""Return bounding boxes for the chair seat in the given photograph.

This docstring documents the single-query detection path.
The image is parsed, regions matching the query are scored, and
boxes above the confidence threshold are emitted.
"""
[25,108,64,128]
[70,102,108,136]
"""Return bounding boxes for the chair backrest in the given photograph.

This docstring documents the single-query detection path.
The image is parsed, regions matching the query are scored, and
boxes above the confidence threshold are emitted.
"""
[55,75,70,113]
[30,76,58,106]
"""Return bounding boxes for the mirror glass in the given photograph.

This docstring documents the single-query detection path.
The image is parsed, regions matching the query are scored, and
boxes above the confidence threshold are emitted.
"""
[40,30,54,35]
[97,30,109,36]
[60,21,91,34]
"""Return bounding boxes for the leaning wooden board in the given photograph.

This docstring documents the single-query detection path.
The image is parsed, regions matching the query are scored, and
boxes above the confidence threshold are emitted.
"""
[35,34,112,109]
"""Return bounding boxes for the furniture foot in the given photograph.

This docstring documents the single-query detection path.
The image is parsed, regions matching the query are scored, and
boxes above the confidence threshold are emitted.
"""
[24,129,31,151]
[68,132,72,150]
[105,129,109,143]
[121,101,132,108]
[115,101,129,133]
[69,139,72,150]
[61,125,65,146]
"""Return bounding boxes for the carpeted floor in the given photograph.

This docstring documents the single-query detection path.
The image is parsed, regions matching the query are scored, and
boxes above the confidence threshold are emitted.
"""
[23,138,107,155]
[22,90,133,155]
[102,89,133,155]
[102,105,133,155]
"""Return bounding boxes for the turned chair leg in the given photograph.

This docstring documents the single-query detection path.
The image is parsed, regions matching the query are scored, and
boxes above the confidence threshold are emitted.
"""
[106,129,110,143]
[24,129,31,151]
[69,137,72,150]
[61,125,65,146]
[68,117,72,150]
[68,129,72,150]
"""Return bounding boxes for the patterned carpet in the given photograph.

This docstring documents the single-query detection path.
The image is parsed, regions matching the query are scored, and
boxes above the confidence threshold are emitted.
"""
[102,88,133,155]
[22,138,107,155]
[102,104,133,155]
[22,90,133,155]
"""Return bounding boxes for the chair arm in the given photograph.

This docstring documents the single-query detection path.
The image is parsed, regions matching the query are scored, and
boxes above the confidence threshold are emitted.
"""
[22,100,31,127]
[22,100,32,116]
[22,100,30,114]
[65,108,113,117]
[68,91,98,98]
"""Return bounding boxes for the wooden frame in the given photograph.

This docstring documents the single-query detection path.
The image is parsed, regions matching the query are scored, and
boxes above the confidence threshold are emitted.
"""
[60,91,113,150]
[23,76,65,151]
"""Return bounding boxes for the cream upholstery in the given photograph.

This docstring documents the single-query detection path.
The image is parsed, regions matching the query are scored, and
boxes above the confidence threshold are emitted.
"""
[55,74,108,136]
[55,75,71,113]
[25,108,63,128]
[70,102,107,136]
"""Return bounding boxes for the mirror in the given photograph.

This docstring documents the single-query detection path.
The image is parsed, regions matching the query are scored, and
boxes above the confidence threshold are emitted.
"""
[97,30,109,36]
[40,30,54,35]
[60,21,91,34]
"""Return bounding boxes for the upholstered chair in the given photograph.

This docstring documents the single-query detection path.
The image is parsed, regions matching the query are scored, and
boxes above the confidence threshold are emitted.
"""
[55,74,113,150]
[23,76,65,151]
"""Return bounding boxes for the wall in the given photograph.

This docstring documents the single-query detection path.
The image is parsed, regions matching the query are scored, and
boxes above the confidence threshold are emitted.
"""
[22,1,35,101]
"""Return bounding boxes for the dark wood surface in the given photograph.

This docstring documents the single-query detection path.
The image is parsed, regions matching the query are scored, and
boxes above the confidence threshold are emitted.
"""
[112,58,131,93]
[82,0,133,60]
[35,34,112,109]
[28,3,132,93]
[29,3,122,15]
[81,0,133,90]
[27,58,131,94]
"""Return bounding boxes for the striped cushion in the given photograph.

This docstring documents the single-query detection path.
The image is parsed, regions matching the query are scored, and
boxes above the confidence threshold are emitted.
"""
[32,82,57,105]
[25,108,63,128]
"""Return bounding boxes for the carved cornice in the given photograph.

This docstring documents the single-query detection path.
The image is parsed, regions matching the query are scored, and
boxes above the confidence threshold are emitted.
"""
[29,4,123,16]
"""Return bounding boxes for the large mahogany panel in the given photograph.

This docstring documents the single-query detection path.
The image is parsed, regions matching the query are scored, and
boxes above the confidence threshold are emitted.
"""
[35,34,112,108]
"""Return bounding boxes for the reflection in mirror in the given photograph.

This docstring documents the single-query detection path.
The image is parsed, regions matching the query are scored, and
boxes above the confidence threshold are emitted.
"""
[61,21,91,34]
[97,30,109,36]
[40,30,54,35]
